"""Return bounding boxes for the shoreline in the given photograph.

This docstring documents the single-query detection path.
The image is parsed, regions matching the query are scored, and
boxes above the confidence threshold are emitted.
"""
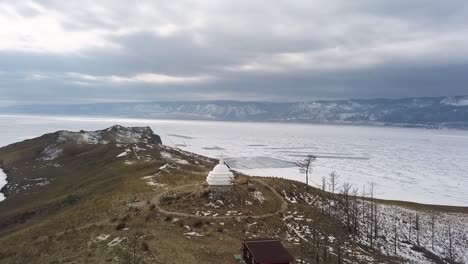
[1,113,467,132]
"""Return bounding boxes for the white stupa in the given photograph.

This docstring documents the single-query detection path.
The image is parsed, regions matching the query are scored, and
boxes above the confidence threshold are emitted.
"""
[206,156,233,186]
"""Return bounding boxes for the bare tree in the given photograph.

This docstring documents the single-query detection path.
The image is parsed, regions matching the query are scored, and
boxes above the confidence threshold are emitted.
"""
[373,202,379,242]
[393,215,398,254]
[373,203,380,243]
[336,236,344,264]
[322,229,329,262]
[361,184,366,224]
[408,213,413,243]
[328,171,340,216]
[430,211,436,251]
[368,182,376,250]
[351,187,360,236]
[328,171,340,195]
[321,176,327,193]
[321,176,327,214]
[296,154,317,191]
[415,212,420,246]
[446,222,454,262]
[312,222,321,263]
[341,182,352,232]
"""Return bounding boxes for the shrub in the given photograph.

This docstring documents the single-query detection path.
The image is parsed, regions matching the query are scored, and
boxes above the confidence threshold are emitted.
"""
[145,211,158,222]
[116,222,126,230]
[193,220,203,228]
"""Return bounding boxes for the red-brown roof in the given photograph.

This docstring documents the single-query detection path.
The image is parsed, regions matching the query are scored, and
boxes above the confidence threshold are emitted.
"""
[243,239,294,263]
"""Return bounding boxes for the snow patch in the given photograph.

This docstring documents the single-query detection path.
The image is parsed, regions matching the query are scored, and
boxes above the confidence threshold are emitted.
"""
[96,234,111,241]
[41,145,63,160]
[161,151,190,165]
[184,232,204,237]
[253,190,265,204]
[107,237,125,247]
[282,190,297,203]
[441,97,468,106]
[146,180,167,188]
[58,131,102,144]
[116,151,127,158]
[36,180,51,186]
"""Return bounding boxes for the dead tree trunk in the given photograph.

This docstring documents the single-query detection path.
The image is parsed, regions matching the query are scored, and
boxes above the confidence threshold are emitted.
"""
[321,176,327,215]
[368,183,376,250]
[341,182,352,232]
[393,215,398,254]
[337,237,343,264]
[430,211,435,251]
[415,212,420,246]
[322,230,328,262]
[299,238,304,264]
[328,171,340,216]
[447,224,454,261]
[312,222,320,263]
[351,187,360,236]
[408,213,413,243]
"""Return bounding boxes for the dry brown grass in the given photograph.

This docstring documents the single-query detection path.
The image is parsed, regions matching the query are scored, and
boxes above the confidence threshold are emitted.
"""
[0,134,465,263]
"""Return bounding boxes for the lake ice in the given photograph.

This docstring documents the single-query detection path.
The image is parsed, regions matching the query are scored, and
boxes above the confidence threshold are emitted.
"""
[0,169,6,201]
[0,114,467,206]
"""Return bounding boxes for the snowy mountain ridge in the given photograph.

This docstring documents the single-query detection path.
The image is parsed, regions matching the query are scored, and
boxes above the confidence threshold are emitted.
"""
[440,96,468,106]
[2,96,468,129]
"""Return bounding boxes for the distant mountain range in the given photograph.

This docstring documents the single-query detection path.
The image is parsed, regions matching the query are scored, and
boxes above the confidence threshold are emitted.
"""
[2,96,468,129]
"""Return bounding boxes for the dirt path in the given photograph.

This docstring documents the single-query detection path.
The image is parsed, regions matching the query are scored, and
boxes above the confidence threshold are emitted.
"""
[151,179,288,220]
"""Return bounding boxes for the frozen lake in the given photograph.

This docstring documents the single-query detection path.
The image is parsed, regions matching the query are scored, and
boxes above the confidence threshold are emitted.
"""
[1,114,467,206]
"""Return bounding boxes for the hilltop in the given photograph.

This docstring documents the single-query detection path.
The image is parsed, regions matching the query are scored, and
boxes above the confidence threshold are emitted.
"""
[0,126,467,263]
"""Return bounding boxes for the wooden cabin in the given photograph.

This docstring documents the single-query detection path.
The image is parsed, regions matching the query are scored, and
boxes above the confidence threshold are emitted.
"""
[241,239,294,264]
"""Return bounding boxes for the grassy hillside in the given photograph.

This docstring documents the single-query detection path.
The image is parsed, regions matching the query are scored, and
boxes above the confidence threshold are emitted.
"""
[0,126,466,263]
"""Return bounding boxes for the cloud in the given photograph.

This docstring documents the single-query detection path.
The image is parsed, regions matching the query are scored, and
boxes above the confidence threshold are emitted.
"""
[65,72,215,85]
[1,0,468,104]
[0,1,118,54]
[25,73,50,80]
[223,31,468,74]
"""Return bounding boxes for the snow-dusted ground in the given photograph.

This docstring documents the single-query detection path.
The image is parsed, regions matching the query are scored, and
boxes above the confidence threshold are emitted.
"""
[1,114,468,206]
[0,169,7,201]
[376,205,468,264]
[280,189,468,263]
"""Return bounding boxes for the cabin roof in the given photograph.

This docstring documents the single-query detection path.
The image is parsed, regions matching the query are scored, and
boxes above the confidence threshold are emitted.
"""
[242,239,294,263]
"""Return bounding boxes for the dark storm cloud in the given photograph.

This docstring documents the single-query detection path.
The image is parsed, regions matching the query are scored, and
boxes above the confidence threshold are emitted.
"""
[1,0,468,105]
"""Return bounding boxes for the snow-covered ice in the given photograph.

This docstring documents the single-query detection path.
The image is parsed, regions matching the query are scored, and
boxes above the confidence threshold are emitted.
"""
[0,168,7,201]
[1,114,468,206]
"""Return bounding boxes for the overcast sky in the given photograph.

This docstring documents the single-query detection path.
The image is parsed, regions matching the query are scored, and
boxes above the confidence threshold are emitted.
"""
[1,0,468,105]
